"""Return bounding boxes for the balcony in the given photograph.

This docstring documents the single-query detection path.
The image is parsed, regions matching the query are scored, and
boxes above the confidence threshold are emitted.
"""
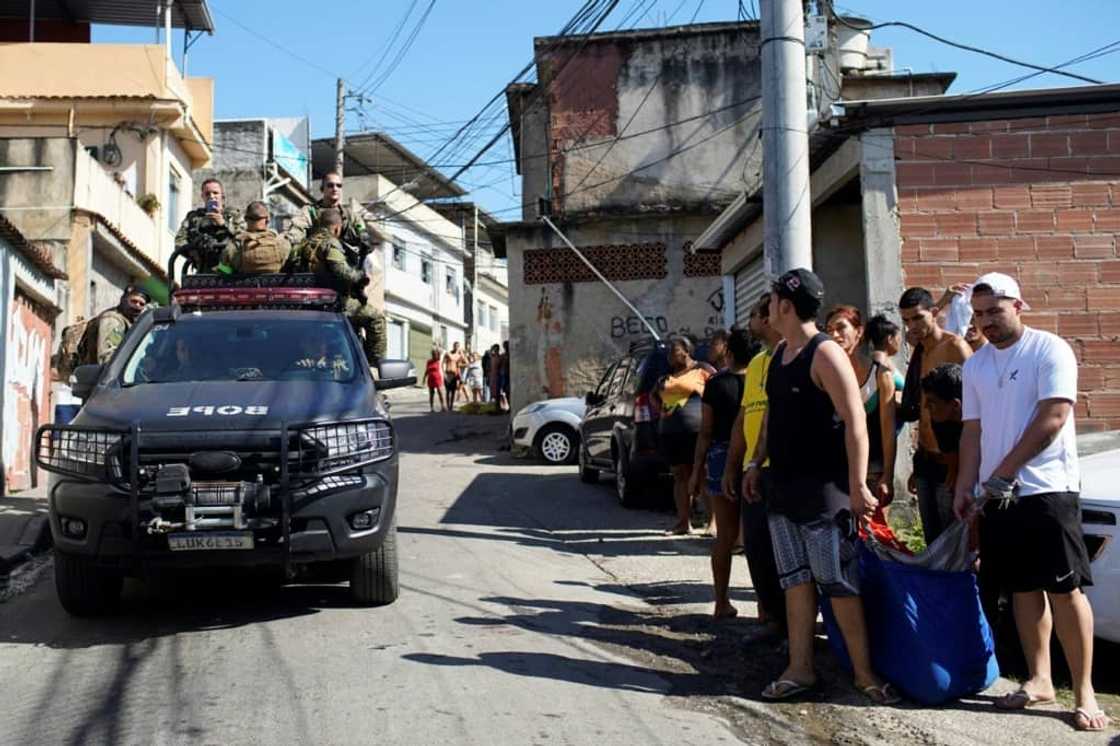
[73,145,161,267]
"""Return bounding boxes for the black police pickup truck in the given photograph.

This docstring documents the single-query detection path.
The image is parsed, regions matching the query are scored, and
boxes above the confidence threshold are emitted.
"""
[35,274,415,615]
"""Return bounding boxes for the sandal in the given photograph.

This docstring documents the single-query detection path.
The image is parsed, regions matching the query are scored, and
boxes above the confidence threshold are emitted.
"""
[860,682,902,706]
[1073,708,1110,732]
[995,688,1056,711]
[761,678,816,701]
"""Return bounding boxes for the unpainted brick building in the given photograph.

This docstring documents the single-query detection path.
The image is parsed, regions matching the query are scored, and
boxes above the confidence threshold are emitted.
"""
[893,105,1120,431]
[713,83,1120,432]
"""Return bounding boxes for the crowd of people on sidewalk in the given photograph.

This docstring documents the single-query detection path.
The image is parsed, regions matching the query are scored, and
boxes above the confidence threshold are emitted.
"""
[652,267,1108,731]
[422,340,511,414]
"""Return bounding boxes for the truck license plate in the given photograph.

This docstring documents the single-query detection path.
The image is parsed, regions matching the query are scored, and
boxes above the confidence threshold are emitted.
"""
[168,532,254,551]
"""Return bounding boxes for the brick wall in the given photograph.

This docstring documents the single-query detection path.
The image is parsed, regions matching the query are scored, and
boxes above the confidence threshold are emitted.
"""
[895,110,1120,431]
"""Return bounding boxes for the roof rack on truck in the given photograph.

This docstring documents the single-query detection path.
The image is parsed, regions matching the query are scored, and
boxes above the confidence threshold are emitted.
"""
[172,273,339,312]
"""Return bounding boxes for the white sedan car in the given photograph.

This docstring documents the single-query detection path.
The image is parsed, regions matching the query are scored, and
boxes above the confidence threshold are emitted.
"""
[511,397,586,465]
[1080,434,1120,644]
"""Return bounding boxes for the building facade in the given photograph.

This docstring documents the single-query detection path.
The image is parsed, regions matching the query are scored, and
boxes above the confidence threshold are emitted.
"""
[0,40,214,323]
[434,202,510,356]
[0,216,64,493]
[710,83,1120,433]
[500,22,776,412]
[194,118,313,233]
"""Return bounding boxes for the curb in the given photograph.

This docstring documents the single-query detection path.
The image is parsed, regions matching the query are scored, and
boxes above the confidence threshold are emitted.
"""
[0,514,52,592]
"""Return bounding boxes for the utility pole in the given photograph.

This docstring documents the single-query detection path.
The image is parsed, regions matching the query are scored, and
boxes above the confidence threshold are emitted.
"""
[335,78,346,177]
[760,0,813,274]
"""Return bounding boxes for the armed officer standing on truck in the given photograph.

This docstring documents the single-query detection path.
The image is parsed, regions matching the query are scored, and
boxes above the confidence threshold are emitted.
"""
[286,171,374,256]
[175,178,245,273]
[220,201,293,275]
[289,208,386,367]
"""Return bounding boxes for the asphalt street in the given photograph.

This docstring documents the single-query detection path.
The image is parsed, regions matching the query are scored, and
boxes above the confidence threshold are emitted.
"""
[0,394,1116,744]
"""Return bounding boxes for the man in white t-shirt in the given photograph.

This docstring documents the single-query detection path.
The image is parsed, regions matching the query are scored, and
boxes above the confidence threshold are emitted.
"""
[954,272,1106,732]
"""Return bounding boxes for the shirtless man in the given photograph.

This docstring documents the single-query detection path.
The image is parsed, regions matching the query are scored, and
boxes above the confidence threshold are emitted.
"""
[898,287,972,545]
[443,342,467,412]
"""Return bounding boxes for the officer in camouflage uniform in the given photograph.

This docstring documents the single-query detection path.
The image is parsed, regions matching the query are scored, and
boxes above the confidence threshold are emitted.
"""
[285,171,375,264]
[80,285,151,365]
[174,178,245,273]
[220,201,293,274]
[289,208,386,367]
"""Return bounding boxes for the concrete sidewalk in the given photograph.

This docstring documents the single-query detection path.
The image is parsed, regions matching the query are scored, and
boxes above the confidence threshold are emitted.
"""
[0,486,50,582]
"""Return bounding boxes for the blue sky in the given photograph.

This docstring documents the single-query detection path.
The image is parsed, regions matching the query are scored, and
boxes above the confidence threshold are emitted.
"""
[94,1,1120,217]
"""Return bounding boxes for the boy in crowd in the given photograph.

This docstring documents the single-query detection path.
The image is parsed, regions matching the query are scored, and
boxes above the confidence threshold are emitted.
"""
[898,288,972,545]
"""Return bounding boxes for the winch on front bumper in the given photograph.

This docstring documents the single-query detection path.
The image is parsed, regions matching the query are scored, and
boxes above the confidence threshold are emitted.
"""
[34,420,398,571]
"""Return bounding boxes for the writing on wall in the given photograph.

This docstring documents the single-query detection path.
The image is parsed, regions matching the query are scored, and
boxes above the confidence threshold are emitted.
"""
[608,289,727,340]
[4,294,52,492]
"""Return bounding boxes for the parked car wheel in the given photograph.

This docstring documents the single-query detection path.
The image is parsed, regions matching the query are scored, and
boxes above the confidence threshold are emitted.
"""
[535,424,579,465]
[614,444,643,508]
[578,443,600,483]
[54,550,123,617]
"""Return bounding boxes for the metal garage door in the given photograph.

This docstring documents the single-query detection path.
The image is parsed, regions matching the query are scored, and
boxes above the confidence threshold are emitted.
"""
[734,254,767,327]
[408,323,433,380]
[387,319,406,360]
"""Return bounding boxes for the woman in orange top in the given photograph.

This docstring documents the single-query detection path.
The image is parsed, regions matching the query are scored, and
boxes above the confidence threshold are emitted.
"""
[657,336,713,535]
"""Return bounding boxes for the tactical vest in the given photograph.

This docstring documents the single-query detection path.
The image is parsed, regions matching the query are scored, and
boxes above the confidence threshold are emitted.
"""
[76,309,129,366]
[303,233,336,275]
[235,230,288,274]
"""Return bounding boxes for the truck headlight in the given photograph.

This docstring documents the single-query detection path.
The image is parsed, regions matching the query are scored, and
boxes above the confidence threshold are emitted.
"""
[35,426,126,482]
[301,420,393,473]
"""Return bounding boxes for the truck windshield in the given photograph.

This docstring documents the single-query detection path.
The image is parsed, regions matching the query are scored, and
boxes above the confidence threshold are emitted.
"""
[121,318,360,385]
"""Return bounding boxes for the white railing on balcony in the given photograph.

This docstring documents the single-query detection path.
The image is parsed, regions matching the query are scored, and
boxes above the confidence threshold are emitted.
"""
[73,145,161,268]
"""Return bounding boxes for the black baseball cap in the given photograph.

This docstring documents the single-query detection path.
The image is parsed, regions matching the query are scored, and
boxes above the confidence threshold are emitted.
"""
[772,268,825,309]
[123,284,152,303]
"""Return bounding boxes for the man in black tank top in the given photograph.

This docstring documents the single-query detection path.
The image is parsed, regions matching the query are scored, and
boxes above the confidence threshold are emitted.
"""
[743,269,899,705]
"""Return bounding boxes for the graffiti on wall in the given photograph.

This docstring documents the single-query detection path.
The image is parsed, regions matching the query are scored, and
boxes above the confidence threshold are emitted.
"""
[537,288,566,397]
[608,288,726,340]
[4,295,52,492]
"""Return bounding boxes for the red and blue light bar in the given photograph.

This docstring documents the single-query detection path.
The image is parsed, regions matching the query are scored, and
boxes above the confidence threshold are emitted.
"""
[173,286,338,310]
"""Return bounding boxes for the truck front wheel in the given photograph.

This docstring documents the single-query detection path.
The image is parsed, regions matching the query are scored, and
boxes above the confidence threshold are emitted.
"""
[349,517,399,606]
[54,550,123,617]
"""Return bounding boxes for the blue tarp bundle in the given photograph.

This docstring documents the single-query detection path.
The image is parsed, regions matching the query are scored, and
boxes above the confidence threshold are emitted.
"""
[821,535,1000,705]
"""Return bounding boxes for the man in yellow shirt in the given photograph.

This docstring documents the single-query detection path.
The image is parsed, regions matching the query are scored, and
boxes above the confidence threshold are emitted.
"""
[723,292,785,636]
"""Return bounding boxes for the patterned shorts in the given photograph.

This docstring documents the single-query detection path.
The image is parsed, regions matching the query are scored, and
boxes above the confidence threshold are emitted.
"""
[768,511,861,598]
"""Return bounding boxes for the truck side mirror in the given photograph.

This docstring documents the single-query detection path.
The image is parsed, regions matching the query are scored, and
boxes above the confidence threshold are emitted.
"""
[72,364,103,400]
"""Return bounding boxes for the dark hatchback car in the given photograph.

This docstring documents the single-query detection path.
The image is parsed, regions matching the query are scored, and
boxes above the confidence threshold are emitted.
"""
[577,339,672,507]
[36,278,414,615]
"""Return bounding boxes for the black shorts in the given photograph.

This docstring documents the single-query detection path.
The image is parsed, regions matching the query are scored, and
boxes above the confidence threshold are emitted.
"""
[659,431,698,467]
[979,491,1093,594]
[444,374,459,393]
